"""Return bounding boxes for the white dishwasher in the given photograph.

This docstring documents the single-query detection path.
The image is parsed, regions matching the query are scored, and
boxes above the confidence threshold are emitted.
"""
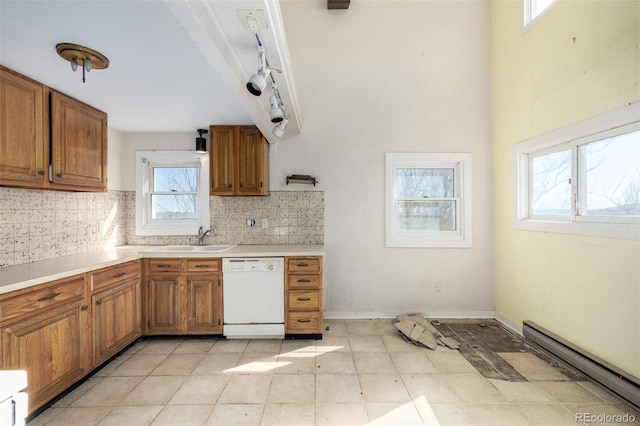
[222,258,285,339]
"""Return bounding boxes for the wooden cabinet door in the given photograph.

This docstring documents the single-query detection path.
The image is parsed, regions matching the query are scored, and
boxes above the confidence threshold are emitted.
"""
[186,274,222,333]
[50,91,107,191]
[92,279,141,366]
[0,300,90,414]
[238,126,268,195]
[0,67,47,186]
[210,126,235,195]
[147,275,180,333]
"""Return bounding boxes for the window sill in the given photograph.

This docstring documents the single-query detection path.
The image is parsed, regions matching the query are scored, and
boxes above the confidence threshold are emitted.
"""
[513,218,639,240]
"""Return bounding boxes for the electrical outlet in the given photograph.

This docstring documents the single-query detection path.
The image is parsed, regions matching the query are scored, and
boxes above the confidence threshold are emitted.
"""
[261,218,268,229]
[435,281,442,292]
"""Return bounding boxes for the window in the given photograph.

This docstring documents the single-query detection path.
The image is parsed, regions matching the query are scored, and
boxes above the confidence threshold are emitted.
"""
[136,151,210,236]
[386,153,472,248]
[523,0,556,28]
[513,104,640,240]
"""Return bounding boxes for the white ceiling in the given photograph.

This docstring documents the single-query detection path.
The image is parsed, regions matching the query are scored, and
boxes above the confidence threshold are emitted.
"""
[0,0,301,140]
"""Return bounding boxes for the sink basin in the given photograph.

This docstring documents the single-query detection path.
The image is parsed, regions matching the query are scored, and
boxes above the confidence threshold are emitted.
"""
[148,245,237,253]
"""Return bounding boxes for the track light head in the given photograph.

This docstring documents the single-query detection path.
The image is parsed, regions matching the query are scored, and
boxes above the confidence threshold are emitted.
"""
[269,95,284,123]
[246,69,270,96]
[272,118,288,138]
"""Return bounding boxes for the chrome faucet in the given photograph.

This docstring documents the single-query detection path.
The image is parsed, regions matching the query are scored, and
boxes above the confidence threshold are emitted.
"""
[197,226,213,246]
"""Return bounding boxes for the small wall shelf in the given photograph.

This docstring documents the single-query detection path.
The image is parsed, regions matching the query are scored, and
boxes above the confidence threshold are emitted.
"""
[286,174,318,186]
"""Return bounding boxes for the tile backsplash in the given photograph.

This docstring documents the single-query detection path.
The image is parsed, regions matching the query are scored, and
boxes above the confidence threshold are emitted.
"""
[1,188,324,268]
[0,187,127,267]
[125,191,324,246]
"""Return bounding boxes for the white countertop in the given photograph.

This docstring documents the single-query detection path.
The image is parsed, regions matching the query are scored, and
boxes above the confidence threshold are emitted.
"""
[0,244,324,295]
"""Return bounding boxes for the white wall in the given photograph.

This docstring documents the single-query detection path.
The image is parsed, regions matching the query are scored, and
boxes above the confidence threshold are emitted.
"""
[110,0,494,318]
[274,0,494,317]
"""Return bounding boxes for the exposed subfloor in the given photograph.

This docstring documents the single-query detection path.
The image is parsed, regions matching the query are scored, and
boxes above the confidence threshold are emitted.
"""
[27,318,639,425]
[433,319,587,382]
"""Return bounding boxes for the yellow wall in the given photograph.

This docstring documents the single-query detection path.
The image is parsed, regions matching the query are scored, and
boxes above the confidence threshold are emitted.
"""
[491,0,640,377]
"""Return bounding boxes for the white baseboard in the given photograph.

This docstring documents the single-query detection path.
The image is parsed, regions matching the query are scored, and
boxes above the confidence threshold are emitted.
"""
[324,310,496,320]
[494,312,523,336]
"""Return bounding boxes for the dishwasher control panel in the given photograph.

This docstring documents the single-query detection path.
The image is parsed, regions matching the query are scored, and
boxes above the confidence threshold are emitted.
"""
[223,257,284,272]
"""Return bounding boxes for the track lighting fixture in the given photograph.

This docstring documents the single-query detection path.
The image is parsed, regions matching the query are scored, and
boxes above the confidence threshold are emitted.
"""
[272,118,288,138]
[56,43,109,83]
[196,129,208,153]
[246,47,270,96]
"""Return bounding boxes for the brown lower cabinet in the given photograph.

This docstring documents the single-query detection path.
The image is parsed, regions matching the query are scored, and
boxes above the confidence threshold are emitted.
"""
[285,257,324,336]
[0,255,322,416]
[144,258,222,335]
[0,261,141,415]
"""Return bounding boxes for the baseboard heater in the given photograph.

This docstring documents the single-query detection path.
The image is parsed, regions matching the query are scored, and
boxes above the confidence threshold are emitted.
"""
[523,321,639,411]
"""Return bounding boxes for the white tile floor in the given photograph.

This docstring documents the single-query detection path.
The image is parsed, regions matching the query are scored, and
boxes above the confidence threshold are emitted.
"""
[27,319,640,426]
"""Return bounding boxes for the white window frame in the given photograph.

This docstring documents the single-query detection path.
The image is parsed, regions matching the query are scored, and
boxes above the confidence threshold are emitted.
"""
[522,0,557,30]
[512,103,640,240]
[135,150,210,236]
[386,152,472,248]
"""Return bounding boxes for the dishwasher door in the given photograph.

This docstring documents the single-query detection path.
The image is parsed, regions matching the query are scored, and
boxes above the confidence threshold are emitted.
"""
[222,258,284,338]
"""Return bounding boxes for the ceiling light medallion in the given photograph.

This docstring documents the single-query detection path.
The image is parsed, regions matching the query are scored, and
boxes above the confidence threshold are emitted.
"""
[56,43,109,83]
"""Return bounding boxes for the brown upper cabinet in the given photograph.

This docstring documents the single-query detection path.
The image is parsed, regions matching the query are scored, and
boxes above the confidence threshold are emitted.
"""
[0,66,48,186]
[0,66,108,192]
[210,125,269,196]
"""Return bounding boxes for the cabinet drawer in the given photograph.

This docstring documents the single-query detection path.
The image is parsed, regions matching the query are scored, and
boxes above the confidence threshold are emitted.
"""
[288,290,320,310]
[287,311,321,332]
[148,259,181,273]
[287,274,321,289]
[286,258,321,273]
[0,275,85,325]
[90,261,140,292]
[186,259,220,272]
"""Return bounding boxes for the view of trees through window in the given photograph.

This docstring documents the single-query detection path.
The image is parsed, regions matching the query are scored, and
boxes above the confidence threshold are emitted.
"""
[396,168,456,230]
[530,130,639,217]
[151,166,198,219]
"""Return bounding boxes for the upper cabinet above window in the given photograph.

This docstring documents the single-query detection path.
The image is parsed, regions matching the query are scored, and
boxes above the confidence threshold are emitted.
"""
[0,66,108,192]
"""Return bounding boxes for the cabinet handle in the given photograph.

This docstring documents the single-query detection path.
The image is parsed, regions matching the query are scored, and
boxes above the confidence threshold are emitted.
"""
[296,298,312,302]
[38,292,60,302]
[155,264,172,268]
[193,264,209,268]
[81,305,89,311]
[297,263,309,267]
[297,319,311,323]
[113,272,126,278]
[96,299,102,305]
[187,280,192,286]
[37,170,45,176]
[297,279,312,283]
[56,173,62,178]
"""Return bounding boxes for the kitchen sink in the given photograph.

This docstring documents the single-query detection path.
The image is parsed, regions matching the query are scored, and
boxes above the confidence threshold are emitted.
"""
[147,245,237,253]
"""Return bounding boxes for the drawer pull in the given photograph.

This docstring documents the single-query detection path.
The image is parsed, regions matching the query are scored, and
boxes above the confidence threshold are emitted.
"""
[81,305,88,311]
[297,319,311,323]
[296,263,309,267]
[155,264,172,268]
[297,298,312,302]
[297,279,312,283]
[113,272,126,278]
[193,264,209,268]
[38,292,60,302]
